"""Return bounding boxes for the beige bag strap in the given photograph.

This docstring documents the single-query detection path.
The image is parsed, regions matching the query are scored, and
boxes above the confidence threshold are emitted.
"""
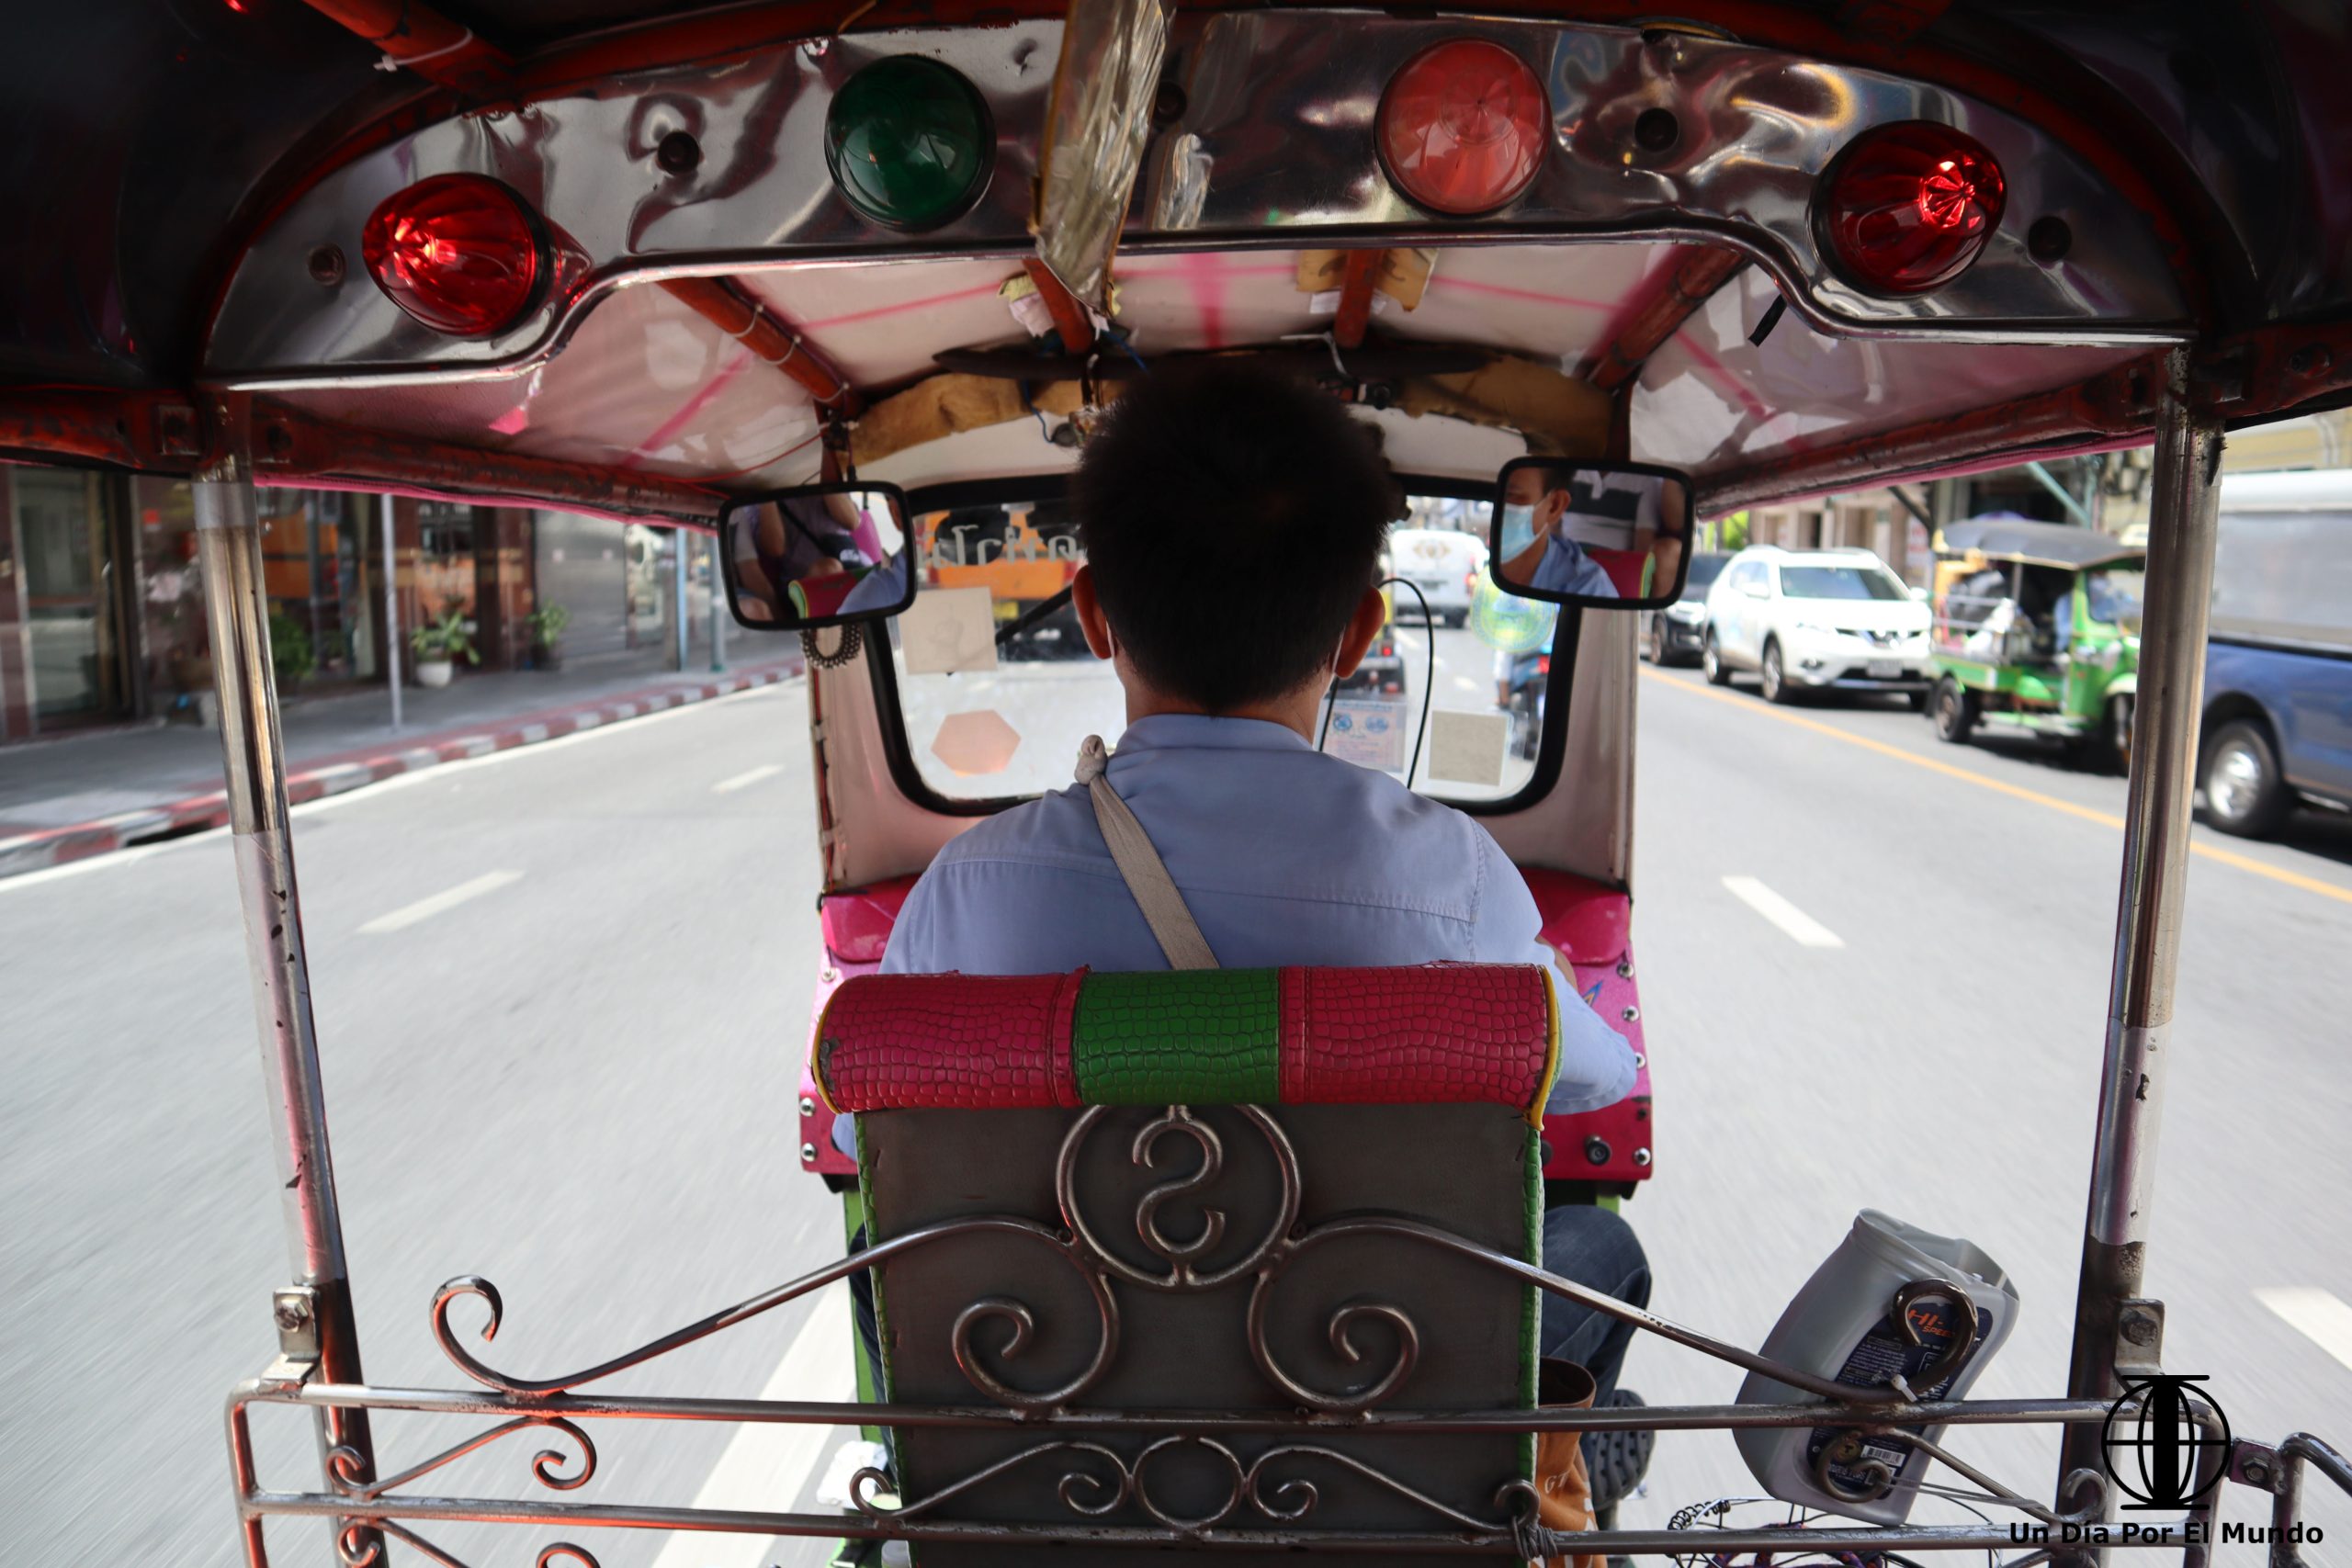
[1075,735,1219,971]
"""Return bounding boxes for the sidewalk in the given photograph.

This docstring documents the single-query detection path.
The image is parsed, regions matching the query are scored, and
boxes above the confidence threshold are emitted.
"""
[0,651,803,879]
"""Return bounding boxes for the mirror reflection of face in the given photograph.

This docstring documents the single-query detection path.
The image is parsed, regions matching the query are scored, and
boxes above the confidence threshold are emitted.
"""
[1496,463,1693,604]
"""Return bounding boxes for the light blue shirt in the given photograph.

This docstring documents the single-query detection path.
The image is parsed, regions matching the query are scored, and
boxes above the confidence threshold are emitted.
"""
[845,715,1636,1152]
[1529,536,1619,598]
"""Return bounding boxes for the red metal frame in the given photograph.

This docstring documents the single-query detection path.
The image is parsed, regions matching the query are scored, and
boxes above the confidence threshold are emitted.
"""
[294,0,514,94]
[659,276,862,416]
[1582,244,1747,393]
[1331,249,1386,351]
[1023,258,1097,354]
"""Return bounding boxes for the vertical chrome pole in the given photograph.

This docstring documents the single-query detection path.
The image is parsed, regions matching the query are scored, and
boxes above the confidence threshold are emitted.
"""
[673,528,690,671]
[708,534,727,672]
[2058,349,2224,1506]
[195,460,380,1551]
[380,491,402,731]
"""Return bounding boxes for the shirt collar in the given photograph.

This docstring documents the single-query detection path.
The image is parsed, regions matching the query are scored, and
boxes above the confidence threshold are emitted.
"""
[1114,713,1316,755]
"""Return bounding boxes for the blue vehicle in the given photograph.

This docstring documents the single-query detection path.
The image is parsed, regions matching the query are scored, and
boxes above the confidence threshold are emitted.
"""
[2196,471,2352,838]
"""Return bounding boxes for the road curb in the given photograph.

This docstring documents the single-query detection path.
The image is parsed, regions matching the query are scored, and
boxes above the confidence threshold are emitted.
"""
[0,662,801,882]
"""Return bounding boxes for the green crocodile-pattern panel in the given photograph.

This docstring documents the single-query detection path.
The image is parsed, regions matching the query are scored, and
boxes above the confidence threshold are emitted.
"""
[1070,970,1282,1105]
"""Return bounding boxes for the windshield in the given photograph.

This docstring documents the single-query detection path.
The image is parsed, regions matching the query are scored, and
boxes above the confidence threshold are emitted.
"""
[2084,568,2144,630]
[888,491,1540,807]
[1780,563,1910,601]
[1679,555,1729,600]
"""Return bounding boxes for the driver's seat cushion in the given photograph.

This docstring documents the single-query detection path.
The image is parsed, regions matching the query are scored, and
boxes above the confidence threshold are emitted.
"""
[814,964,1558,1122]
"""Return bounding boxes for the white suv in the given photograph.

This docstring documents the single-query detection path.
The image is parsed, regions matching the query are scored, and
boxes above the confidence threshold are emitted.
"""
[1701,547,1931,705]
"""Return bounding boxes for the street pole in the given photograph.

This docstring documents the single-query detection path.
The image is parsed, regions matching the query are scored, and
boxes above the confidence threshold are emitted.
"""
[673,528,689,672]
[195,459,379,1562]
[708,533,726,672]
[380,491,402,730]
[2057,348,2224,1534]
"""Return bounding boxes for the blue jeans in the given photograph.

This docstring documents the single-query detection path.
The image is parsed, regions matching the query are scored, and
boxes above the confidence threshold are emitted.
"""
[1540,1203,1651,1406]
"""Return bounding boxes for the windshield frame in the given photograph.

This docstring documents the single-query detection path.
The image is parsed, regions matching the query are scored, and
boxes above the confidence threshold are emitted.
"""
[1778,560,1913,601]
[866,471,1577,819]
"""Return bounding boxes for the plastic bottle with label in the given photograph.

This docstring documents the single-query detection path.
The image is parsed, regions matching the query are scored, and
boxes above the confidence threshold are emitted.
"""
[1734,1211,2020,1526]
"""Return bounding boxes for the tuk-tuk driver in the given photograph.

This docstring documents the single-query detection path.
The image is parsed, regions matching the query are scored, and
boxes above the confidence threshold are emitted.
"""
[864,360,1651,1423]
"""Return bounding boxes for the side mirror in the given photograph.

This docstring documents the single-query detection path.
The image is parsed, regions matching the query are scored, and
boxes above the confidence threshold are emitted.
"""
[1910,584,1930,602]
[718,482,914,631]
[1487,457,1698,611]
[1745,580,1771,599]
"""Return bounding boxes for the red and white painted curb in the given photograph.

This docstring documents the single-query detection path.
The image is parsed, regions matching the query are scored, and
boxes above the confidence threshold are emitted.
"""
[0,663,800,881]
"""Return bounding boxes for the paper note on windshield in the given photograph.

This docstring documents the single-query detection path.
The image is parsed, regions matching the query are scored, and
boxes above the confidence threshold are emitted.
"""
[1325,699,1408,773]
[1427,709,1511,787]
[899,586,999,675]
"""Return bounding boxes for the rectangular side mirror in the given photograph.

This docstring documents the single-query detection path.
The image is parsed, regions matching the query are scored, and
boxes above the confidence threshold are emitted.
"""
[718,482,915,632]
[1487,457,1698,611]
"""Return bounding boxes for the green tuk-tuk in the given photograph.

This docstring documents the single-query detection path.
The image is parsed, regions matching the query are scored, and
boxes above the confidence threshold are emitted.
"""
[1927,519,2148,772]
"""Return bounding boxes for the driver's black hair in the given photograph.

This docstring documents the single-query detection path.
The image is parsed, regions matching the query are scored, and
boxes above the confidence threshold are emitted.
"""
[1074,360,1392,713]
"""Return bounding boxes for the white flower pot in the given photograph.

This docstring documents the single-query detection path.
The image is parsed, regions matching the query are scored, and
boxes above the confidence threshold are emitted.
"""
[416,659,454,689]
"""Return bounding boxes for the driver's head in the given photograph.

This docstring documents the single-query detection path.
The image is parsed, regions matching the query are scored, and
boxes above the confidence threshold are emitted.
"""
[1503,463,1571,531]
[1073,360,1393,713]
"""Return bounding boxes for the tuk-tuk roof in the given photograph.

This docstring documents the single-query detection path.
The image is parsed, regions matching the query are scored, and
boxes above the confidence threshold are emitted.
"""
[6,3,2352,518]
[1934,517,2146,570]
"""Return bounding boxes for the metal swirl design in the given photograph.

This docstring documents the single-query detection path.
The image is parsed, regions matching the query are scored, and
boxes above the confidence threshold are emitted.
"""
[329,1416,597,1502]
[346,1519,603,1568]
[1246,1225,1422,1413]
[846,1432,1520,1536]
[1057,1105,1300,1292]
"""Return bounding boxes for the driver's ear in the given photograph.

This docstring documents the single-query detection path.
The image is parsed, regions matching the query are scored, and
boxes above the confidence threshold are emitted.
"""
[1072,564,1117,660]
[1330,585,1389,679]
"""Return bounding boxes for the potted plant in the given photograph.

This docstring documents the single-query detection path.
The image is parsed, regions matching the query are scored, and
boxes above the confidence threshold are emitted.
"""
[268,607,317,692]
[525,603,571,671]
[409,606,479,688]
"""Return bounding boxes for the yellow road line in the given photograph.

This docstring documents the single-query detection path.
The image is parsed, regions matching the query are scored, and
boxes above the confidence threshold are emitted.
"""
[1641,669,2352,908]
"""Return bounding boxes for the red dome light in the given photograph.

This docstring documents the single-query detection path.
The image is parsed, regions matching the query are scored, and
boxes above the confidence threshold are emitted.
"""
[361,175,548,338]
[1818,122,2007,296]
[1377,39,1549,217]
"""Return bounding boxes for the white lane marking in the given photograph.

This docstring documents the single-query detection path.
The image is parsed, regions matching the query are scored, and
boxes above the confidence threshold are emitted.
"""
[1721,874,1845,949]
[0,682,797,893]
[713,763,786,795]
[358,870,525,934]
[2256,1287,2352,1372]
[650,1285,856,1568]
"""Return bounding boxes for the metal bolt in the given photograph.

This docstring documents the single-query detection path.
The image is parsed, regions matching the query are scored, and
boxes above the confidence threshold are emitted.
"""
[2120,1311,2158,1346]
[1615,958,1634,979]
[1621,1005,1640,1022]
[798,1096,816,1118]
[1632,1052,1646,1070]
[800,1142,818,1163]
[274,1298,311,1331]
[306,245,345,286]
[1633,1147,1653,1168]
[1584,1135,1612,1167]
[2288,344,2331,377]
[2027,215,2074,265]
[656,130,702,175]
[2243,1459,2271,1487]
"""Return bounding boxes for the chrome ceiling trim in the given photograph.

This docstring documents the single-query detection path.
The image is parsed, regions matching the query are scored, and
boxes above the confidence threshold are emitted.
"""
[205,12,2191,389]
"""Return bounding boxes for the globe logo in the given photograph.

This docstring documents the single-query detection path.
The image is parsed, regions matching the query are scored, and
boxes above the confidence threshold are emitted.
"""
[2101,1376,2233,1509]
[1468,576,1556,654]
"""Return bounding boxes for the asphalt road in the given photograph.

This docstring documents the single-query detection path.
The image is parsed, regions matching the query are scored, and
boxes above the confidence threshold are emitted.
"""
[5,656,2350,1566]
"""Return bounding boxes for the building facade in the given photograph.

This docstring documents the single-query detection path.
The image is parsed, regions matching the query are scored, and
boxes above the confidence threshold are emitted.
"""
[0,466,718,746]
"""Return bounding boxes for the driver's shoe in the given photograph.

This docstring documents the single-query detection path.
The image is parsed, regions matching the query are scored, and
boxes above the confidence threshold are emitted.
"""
[1580,1388,1655,1515]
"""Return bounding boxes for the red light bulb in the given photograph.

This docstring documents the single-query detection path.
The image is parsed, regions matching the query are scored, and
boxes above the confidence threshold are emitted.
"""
[361,175,548,338]
[1818,122,2007,296]
[1377,40,1550,217]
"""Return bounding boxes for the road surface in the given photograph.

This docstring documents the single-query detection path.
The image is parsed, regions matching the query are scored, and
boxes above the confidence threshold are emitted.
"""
[5,654,2349,1565]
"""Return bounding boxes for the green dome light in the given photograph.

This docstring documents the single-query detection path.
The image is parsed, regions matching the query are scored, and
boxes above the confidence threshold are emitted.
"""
[824,56,994,231]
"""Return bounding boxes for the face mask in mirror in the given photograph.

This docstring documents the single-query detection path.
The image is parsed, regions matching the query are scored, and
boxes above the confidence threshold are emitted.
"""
[719,483,917,631]
[1487,458,1699,611]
